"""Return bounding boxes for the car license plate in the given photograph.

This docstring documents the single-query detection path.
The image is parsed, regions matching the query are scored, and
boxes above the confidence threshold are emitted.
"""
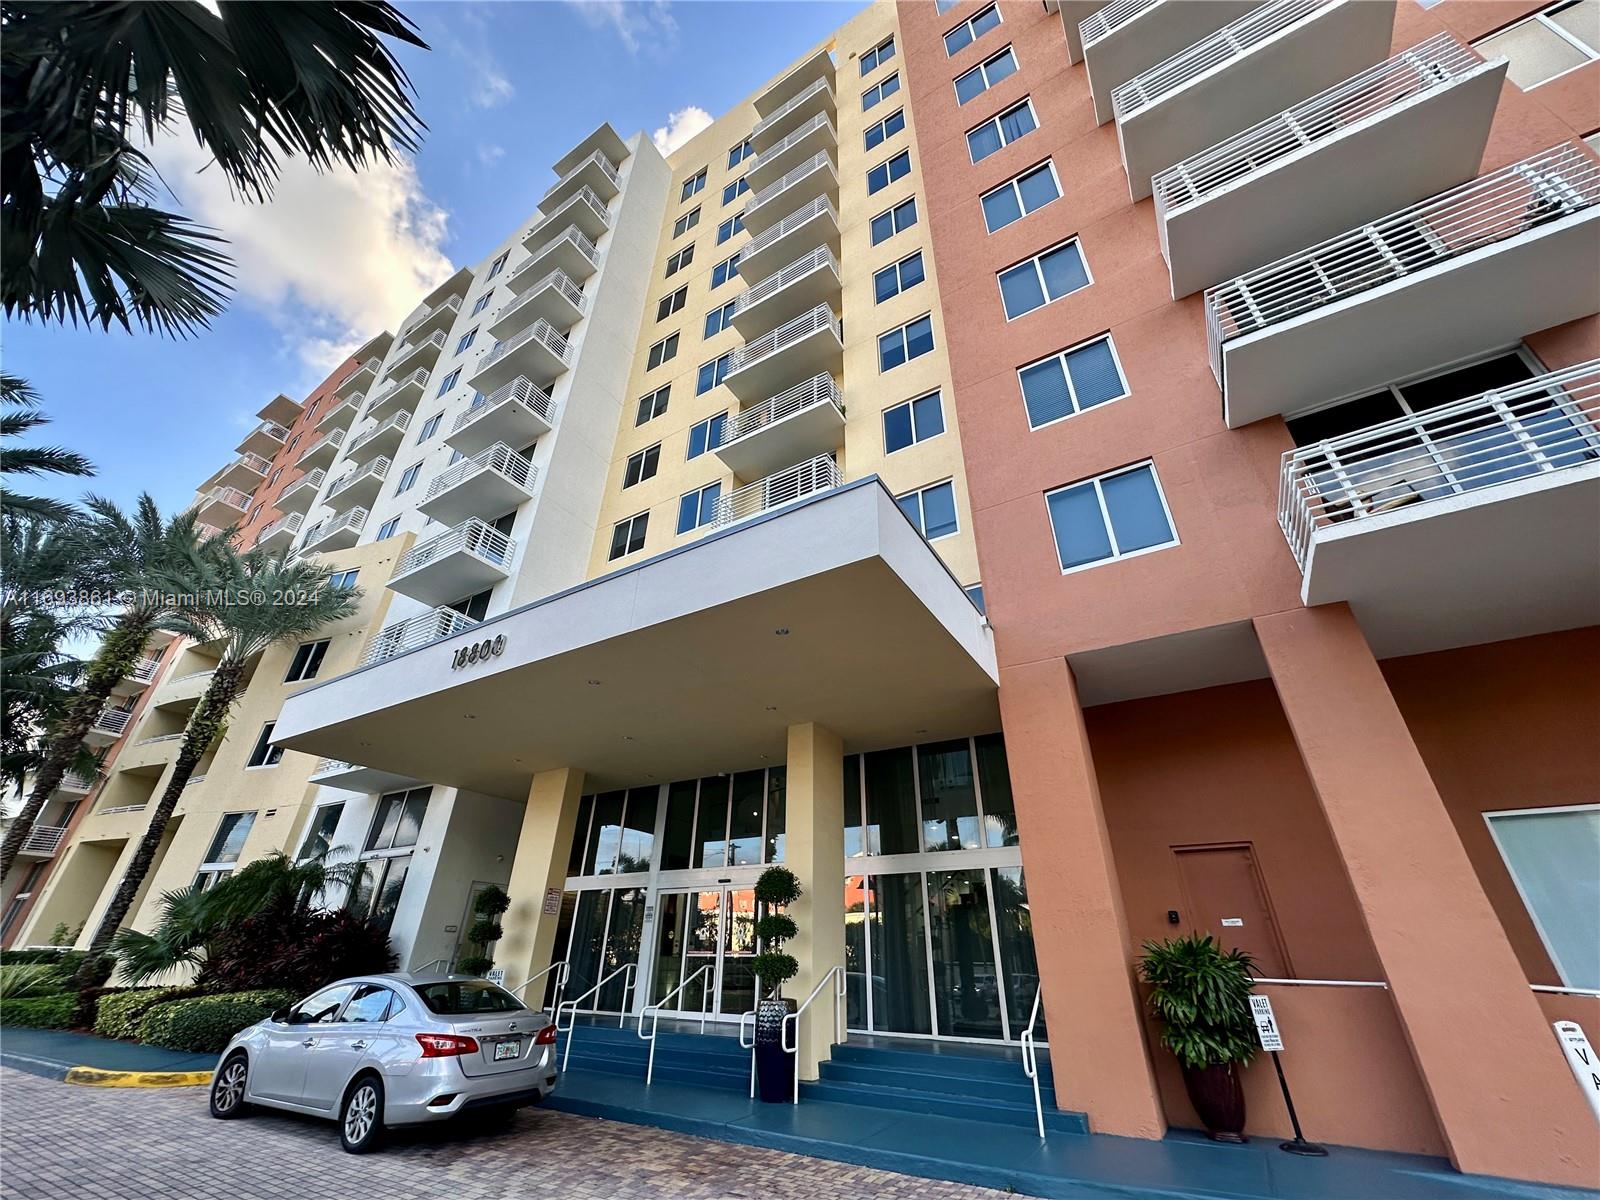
[493,1040,520,1061]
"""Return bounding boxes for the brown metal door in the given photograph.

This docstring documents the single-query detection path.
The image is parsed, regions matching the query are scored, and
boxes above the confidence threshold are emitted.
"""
[1173,843,1290,977]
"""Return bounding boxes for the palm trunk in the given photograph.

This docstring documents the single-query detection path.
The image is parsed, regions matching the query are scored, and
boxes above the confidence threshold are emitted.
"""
[0,611,157,880]
[71,658,245,1007]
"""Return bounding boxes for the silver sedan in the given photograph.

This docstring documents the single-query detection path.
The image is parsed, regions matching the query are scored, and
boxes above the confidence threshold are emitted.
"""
[209,972,558,1152]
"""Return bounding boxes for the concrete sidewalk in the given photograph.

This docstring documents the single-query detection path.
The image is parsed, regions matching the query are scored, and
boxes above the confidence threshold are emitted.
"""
[0,1026,216,1085]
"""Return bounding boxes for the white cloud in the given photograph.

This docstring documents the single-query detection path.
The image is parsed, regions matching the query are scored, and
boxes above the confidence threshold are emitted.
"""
[477,143,507,168]
[150,136,455,374]
[652,105,713,156]
[472,68,514,109]
[568,0,678,55]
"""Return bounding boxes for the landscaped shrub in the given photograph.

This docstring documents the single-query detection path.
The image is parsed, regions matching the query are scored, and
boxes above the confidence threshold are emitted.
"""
[199,909,396,995]
[0,963,61,1001]
[95,987,198,1041]
[0,949,71,966]
[1,994,75,1028]
[136,989,295,1053]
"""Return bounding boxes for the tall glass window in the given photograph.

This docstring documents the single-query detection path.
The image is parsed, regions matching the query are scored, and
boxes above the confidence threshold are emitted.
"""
[696,775,731,867]
[727,770,766,866]
[928,870,1001,1038]
[919,739,981,851]
[865,748,919,854]
[868,873,932,1034]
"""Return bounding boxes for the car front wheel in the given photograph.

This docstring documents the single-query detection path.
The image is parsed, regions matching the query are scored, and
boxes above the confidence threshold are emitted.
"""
[209,1054,250,1120]
[340,1076,385,1154]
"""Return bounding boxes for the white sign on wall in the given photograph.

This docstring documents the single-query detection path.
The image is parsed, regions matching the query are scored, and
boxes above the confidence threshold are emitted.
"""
[1553,1021,1600,1123]
[1250,994,1284,1052]
[486,968,506,986]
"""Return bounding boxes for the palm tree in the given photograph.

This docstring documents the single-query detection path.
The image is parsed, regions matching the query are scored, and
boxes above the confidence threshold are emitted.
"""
[1,374,94,523]
[2,1,428,336]
[0,495,224,879]
[75,548,360,996]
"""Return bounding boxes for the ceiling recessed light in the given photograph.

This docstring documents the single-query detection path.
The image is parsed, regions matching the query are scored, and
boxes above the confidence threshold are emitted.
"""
[587,679,602,686]
[764,705,777,712]
[916,728,927,734]
[622,735,634,742]
[774,628,789,636]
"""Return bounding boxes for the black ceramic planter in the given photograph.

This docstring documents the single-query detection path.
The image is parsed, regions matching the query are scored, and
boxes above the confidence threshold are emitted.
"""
[1183,1062,1248,1142]
[754,996,797,1103]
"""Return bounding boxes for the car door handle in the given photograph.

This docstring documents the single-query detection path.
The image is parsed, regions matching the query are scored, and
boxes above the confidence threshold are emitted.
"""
[350,1041,367,1051]
[301,1038,316,1048]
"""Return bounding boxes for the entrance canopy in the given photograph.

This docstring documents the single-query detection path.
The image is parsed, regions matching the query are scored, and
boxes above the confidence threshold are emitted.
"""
[274,479,998,798]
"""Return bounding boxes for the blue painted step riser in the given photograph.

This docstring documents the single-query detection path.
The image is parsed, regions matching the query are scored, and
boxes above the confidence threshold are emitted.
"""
[563,1043,751,1074]
[818,1060,1057,1105]
[830,1044,1049,1084]
[799,1081,1089,1135]
[566,1056,748,1093]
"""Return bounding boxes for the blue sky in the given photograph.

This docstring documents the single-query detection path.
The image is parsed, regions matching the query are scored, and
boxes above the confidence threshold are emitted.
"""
[2,0,861,520]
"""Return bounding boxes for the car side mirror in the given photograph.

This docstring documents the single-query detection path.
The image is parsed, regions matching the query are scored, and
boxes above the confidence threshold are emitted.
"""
[270,1008,290,1023]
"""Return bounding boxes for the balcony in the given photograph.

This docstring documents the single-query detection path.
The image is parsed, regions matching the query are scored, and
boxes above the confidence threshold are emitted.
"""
[1154,35,1507,298]
[362,606,480,666]
[236,421,288,459]
[752,77,835,155]
[213,451,271,493]
[299,506,368,554]
[488,270,585,340]
[540,149,621,216]
[511,224,599,289]
[401,294,461,343]
[151,666,213,714]
[469,320,570,394]
[418,442,537,526]
[255,511,303,552]
[257,393,303,426]
[279,471,327,518]
[16,824,68,860]
[195,485,251,527]
[1113,0,1397,202]
[335,357,382,399]
[1057,2,1112,64]
[119,731,185,774]
[317,393,361,431]
[57,771,96,795]
[739,195,840,284]
[85,706,133,747]
[388,518,517,607]
[446,377,557,457]
[745,113,837,193]
[365,368,429,422]
[109,655,161,697]
[713,454,842,529]
[1279,361,1600,655]
[730,246,841,337]
[1206,144,1600,426]
[741,151,838,237]
[755,48,834,121]
[309,758,424,795]
[1082,0,1259,125]
[526,185,611,246]
[387,329,446,377]
[723,305,843,403]
[326,456,391,510]
[346,410,410,465]
[715,373,845,480]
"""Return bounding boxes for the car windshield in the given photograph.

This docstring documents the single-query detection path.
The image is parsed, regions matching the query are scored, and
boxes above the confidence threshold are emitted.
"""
[413,980,526,1015]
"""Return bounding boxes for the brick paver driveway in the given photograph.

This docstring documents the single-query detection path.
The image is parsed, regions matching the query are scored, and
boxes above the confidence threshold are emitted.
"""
[0,1068,1005,1199]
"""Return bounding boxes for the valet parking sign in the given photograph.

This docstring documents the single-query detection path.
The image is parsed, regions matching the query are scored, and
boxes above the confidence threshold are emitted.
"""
[1553,1021,1600,1123]
[1250,994,1284,1051]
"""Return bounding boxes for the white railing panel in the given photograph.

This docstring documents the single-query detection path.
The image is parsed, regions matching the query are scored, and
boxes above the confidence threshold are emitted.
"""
[752,77,834,143]
[722,374,842,444]
[425,442,537,500]
[743,195,839,261]
[733,246,840,315]
[362,606,481,666]
[398,518,516,577]
[745,151,836,219]
[714,454,841,527]
[452,376,557,436]
[729,305,841,374]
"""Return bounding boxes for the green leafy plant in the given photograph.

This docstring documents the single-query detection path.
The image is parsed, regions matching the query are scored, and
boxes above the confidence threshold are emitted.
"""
[457,885,509,977]
[0,993,74,1028]
[1138,934,1259,1071]
[94,986,195,1040]
[136,989,294,1053]
[750,866,802,999]
[0,962,60,1000]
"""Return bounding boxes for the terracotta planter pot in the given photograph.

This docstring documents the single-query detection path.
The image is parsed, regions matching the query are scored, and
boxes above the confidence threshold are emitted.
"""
[1182,1062,1247,1142]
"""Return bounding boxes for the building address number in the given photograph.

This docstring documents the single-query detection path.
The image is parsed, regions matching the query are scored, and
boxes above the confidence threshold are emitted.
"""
[451,634,507,670]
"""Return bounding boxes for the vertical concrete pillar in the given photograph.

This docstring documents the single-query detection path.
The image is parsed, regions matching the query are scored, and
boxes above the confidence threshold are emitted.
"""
[1000,657,1167,1139]
[496,767,585,998]
[1255,604,1597,1187]
[784,722,846,1079]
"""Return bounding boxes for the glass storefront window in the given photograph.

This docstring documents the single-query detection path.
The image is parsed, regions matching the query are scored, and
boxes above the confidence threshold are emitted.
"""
[619,787,657,873]
[602,888,646,1008]
[567,795,593,874]
[845,876,868,1027]
[868,872,932,1034]
[765,767,786,863]
[585,790,625,874]
[865,748,919,855]
[976,733,1019,848]
[928,869,1002,1038]
[566,890,610,1006]
[660,781,696,870]
[994,866,1045,1040]
[845,756,864,858]
[727,770,765,866]
[695,776,730,867]
[919,739,981,852]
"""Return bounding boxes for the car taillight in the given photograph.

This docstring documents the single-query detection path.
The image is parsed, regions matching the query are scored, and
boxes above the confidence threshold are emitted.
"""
[534,1025,557,1046]
[416,1033,480,1058]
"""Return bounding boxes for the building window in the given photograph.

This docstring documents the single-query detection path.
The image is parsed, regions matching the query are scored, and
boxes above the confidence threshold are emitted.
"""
[935,0,959,11]
[246,723,283,769]
[861,34,896,75]
[657,286,688,321]
[647,332,680,370]
[863,71,901,111]
[284,639,330,683]
[878,314,935,372]
[1019,334,1128,429]
[687,412,727,459]
[286,433,301,455]
[897,480,959,540]
[999,238,1090,320]
[609,511,649,560]
[968,98,1037,163]
[681,168,707,201]
[982,161,1060,233]
[673,207,700,239]
[1473,2,1599,89]
[696,354,733,396]
[471,292,493,315]
[1046,462,1177,573]
[964,583,985,614]
[867,150,912,195]
[1485,805,1600,988]
[416,412,443,442]
[717,212,745,244]
[306,399,320,420]
[666,245,695,277]
[327,568,360,590]
[945,3,1001,56]
[711,252,741,289]
[455,328,477,355]
[349,787,431,934]
[624,444,661,489]
[873,250,925,303]
[864,108,906,152]
[486,251,509,279]
[677,481,723,534]
[636,385,670,426]
[883,391,944,454]
[871,197,918,245]
[437,368,461,396]
[298,803,345,861]
[728,138,754,169]
[704,301,737,338]
[395,462,422,494]
[723,176,750,206]
[449,588,492,622]
[193,812,256,891]
[955,45,1018,105]
[268,468,282,489]
[376,516,401,540]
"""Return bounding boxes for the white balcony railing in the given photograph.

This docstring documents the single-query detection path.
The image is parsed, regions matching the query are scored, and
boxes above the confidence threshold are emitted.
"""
[390,329,446,370]
[452,376,556,438]
[126,656,161,683]
[19,825,68,857]
[543,150,620,199]
[537,185,611,231]
[242,420,289,446]
[202,485,252,513]
[477,320,570,375]
[228,452,272,477]
[347,411,410,457]
[366,369,429,414]
[733,246,840,315]
[425,441,536,502]
[328,456,391,501]
[320,395,360,427]
[1081,0,1159,48]
[494,271,586,331]
[362,606,480,666]
[729,305,841,374]
[1205,145,1600,382]
[1153,33,1484,215]
[58,771,96,792]
[298,430,343,466]
[515,225,598,278]
[300,506,368,550]
[256,512,303,544]
[722,374,843,445]
[92,707,133,737]
[743,195,839,262]
[401,294,461,338]
[752,77,834,144]
[1279,361,1600,569]
[399,518,516,577]
[745,151,835,221]
[714,454,841,528]
[749,113,836,175]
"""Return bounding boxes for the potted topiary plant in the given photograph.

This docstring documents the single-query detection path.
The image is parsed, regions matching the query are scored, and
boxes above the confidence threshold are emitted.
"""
[749,865,802,1103]
[457,885,510,977]
[1138,934,1258,1142]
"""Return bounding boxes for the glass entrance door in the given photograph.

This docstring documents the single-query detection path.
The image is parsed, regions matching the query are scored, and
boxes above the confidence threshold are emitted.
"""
[650,886,758,1019]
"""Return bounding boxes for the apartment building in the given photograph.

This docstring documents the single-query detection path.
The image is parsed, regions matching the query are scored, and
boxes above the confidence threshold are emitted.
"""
[10,0,1596,1187]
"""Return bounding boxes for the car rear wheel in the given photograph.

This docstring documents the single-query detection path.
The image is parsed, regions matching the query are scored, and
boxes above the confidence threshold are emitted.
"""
[209,1053,250,1120]
[340,1075,385,1154]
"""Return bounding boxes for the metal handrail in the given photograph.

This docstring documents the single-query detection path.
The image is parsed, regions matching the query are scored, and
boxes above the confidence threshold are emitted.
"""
[753,77,833,144]
[1152,34,1484,215]
[1253,977,1389,987]
[494,272,585,332]
[256,512,302,542]
[511,960,571,1014]
[18,825,68,857]
[92,707,132,735]
[745,150,836,220]
[1080,0,1157,48]
[1278,361,1600,569]
[728,305,840,375]
[733,246,840,315]
[412,958,451,975]
[543,149,620,199]
[637,963,714,1085]
[127,656,161,682]
[1020,986,1046,1139]
[475,319,570,375]
[202,485,251,512]
[361,606,478,666]
[227,452,271,477]
[749,113,836,178]
[713,453,841,528]
[425,441,536,500]
[738,1006,759,1098]
[722,374,842,444]
[779,965,846,1104]
[397,517,516,577]
[1205,144,1600,381]
[452,376,557,437]
[1532,984,1600,998]
[743,195,838,261]
[557,961,636,1070]
[281,469,326,498]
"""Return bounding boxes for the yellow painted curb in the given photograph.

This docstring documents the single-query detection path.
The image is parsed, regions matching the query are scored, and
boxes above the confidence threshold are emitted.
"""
[63,1066,213,1088]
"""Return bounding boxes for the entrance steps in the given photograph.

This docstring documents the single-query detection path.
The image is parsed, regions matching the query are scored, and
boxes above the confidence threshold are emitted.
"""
[560,1019,751,1092]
